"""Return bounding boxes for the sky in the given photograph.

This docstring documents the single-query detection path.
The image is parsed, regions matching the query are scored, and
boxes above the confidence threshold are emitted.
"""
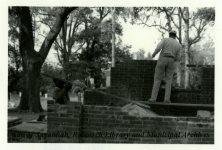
[45,15,164,64]
[121,21,162,54]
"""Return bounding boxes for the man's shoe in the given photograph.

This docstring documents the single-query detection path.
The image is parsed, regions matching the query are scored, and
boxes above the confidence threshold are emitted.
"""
[148,99,156,103]
[164,100,171,103]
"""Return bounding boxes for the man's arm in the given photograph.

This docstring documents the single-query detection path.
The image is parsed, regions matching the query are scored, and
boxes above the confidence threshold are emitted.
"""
[152,39,164,58]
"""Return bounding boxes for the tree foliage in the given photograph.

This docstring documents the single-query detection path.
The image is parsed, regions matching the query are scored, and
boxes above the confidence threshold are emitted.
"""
[51,7,133,86]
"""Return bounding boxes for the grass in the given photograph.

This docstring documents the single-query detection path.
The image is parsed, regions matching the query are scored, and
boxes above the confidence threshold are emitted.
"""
[8,93,79,122]
[8,93,48,122]
[8,93,49,111]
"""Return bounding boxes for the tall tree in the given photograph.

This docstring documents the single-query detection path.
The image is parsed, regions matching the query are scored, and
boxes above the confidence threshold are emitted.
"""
[182,7,190,88]
[179,7,215,88]
[79,15,122,66]
[134,49,145,60]
[9,7,77,112]
[146,52,153,60]
[54,9,86,79]
[8,12,21,73]
[133,7,214,88]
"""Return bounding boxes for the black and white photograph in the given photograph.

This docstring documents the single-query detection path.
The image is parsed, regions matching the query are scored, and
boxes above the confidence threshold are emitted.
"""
[1,0,220,148]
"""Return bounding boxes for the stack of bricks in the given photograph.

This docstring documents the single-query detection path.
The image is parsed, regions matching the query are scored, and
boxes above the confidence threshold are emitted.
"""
[111,60,157,101]
[200,66,214,104]
[46,103,214,144]
[47,101,82,143]
[84,90,111,105]
[84,89,125,106]
[159,89,201,104]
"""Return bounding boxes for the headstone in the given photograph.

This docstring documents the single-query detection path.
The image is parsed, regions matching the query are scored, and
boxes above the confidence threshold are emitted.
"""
[81,93,84,104]
[197,110,211,118]
[77,93,81,102]
[89,78,95,89]
[106,76,111,87]
[8,101,15,108]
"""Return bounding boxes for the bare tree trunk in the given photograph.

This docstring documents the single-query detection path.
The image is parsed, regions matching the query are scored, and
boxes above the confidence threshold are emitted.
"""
[111,7,115,67]
[63,58,70,80]
[17,7,43,112]
[178,8,182,44]
[177,7,183,87]
[184,7,190,88]
[19,59,43,112]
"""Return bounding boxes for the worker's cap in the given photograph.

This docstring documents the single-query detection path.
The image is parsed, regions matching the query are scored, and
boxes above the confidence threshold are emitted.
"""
[169,30,177,35]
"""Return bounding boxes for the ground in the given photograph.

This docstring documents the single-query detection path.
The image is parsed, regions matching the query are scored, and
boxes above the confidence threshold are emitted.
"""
[8,92,79,122]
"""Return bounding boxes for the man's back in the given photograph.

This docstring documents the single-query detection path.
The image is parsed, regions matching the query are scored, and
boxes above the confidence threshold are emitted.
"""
[159,38,182,60]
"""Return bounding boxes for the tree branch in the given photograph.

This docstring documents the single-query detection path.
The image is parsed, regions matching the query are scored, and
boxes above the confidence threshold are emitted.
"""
[68,15,82,52]
[61,20,68,52]
[38,7,77,64]
[189,21,207,46]
[55,47,63,65]
[34,11,56,17]
[54,39,64,50]
[72,41,86,54]
[102,8,111,20]
[38,33,47,38]
[179,7,186,22]
[138,21,169,32]
[68,16,74,44]
[38,20,53,30]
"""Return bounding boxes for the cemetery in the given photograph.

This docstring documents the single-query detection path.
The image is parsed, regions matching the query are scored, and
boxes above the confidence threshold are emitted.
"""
[8,7,215,144]
[8,60,214,143]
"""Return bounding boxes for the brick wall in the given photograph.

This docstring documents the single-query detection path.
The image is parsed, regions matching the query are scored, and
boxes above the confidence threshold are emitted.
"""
[109,60,214,104]
[200,66,214,104]
[111,60,157,101]
[47,102,214,144]
[157,89,201,104]
[47,101,82,143]
[84,89,127,106]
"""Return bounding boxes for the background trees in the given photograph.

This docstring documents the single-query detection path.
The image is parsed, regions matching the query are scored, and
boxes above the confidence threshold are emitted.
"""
[132,7,215,88]
[35,7,132,83]
[8,7,133,112]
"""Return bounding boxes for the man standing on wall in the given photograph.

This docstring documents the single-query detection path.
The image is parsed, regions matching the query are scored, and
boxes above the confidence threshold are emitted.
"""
[149,30,182,103]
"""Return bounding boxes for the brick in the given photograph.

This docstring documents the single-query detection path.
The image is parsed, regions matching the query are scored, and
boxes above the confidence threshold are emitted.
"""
[45,103,215,144]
